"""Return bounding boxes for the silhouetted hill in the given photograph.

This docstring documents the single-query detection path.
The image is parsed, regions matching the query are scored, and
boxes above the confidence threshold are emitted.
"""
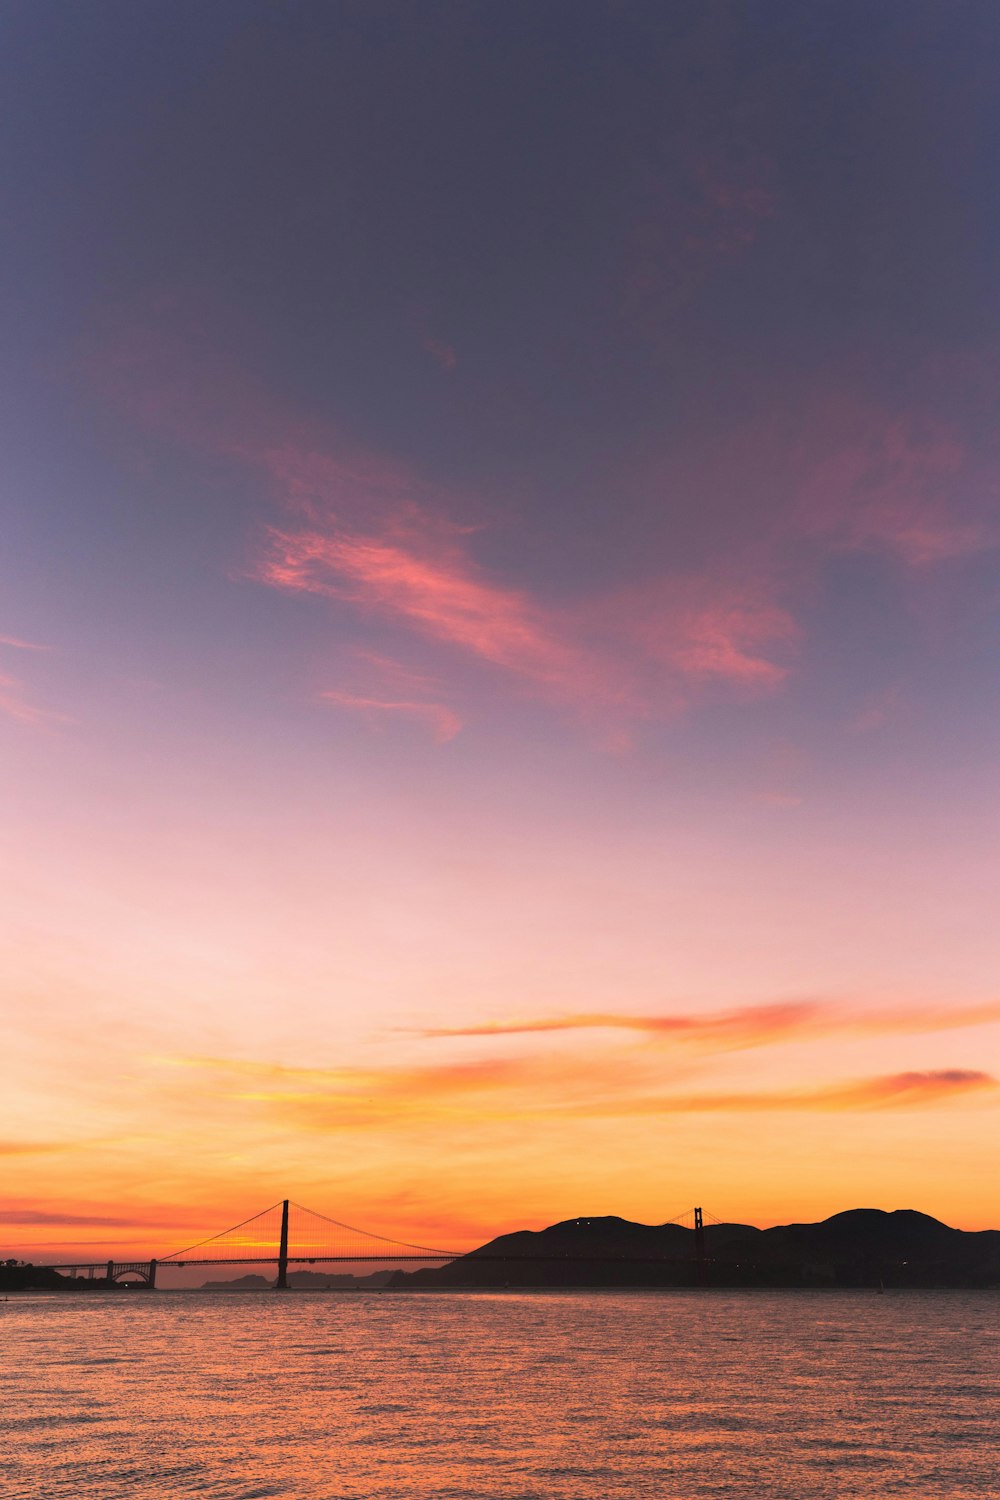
[200,1269,394,1290]
[710,1209,1000,1286]
[391,1210,1000,1290]
[0,1264,134,1292]
[0,1263,69,1292]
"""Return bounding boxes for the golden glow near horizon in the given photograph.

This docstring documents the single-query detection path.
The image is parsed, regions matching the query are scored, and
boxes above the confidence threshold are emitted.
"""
[4,708,999,1257]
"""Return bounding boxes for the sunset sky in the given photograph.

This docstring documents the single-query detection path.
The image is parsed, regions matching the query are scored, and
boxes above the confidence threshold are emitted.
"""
[3,1,1000,1262]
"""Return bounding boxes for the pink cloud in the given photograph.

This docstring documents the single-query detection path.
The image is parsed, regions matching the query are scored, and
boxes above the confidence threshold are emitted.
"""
[0,672,60,726]
[423,337,458,372]
[0,635,61,725]
[320,690,462,743]
[319,651,462,742]
[257,521,601,691]
[796,407,989,566]
[607,574,797,692]
[411,307,458,371]
[0,635,50,652]
[624,146,777,325]
[75,299,298,458]
[257,515,800,722]
[850,685,907,735]
[79,306,803,730]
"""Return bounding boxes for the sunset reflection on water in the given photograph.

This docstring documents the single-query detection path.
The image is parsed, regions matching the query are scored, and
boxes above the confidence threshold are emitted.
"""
[3,1290,997,1499]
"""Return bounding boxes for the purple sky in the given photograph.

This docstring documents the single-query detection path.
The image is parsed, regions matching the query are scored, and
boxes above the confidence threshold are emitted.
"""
[2,1,999,1248]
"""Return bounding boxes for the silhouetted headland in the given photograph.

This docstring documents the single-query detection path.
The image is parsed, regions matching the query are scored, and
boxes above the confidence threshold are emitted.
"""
[201,1269,395,1290]
[391,1209,1000,1290]
[0,1262,124,1292]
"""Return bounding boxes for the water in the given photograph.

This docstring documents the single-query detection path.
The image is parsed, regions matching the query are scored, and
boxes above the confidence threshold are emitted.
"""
[1,1290,997,1498]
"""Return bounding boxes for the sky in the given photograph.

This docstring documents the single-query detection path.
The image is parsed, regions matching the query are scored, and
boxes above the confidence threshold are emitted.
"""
[2,0,1000,1262]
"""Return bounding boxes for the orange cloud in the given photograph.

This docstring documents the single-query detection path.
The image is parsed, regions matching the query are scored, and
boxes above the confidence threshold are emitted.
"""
[0,1140,74,1155]
[172,1049,653,1132]
[422,1000,820,1044]
[174,1049,997,1134]
[0,1208,175,1228]
[580,1070,997,1115]
[181,1050,634,1101]
[420,998,1000,1051]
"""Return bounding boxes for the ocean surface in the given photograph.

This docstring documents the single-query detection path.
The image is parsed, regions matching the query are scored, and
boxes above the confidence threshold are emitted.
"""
[2,1289,997,1499]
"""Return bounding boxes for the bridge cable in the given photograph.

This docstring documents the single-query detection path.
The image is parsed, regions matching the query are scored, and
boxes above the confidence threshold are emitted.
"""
[290,1202,459,1258]
[160,1202,284,1262]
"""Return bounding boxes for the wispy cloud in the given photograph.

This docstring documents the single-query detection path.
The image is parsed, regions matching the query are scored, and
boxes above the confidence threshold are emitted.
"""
[421,999,820,1045]
[173,1048,997,1133]
[0,635,61,724]
[82,307,997,750]
[320,689,461,743]
[624,143,777,327]
[796,406,991,567]
[256,518,598,694]
[81,307,801,732]
[572,1070,996,1116]
[419,998,1000,1051]
[0,635,50,652]
[258,513,801,721]
[850,685,908,735]
[172,1049,653,1131]
[412,307,458,371]
[0,1209,169,1227]
[0,1140,75,1155]
[604,574,797,692]
[317,650,461,741]
[0,674,51,725]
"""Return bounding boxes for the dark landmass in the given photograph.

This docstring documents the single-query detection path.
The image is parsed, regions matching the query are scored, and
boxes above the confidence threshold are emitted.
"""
[0,1264,128,1292]
[201,1269,394,1290]
[6,1210,998,1292]
[390,1209,1000,1290]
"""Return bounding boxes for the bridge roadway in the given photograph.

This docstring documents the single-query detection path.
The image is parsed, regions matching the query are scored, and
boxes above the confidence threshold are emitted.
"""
[44,1252,704,1269]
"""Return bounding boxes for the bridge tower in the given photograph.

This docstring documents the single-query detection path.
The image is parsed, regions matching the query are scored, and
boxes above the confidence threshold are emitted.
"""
[693,1206,707,1286]
[275,1199,290,1290]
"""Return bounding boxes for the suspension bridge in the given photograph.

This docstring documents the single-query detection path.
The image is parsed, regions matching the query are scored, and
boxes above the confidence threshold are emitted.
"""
[26,1201,718,1288]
